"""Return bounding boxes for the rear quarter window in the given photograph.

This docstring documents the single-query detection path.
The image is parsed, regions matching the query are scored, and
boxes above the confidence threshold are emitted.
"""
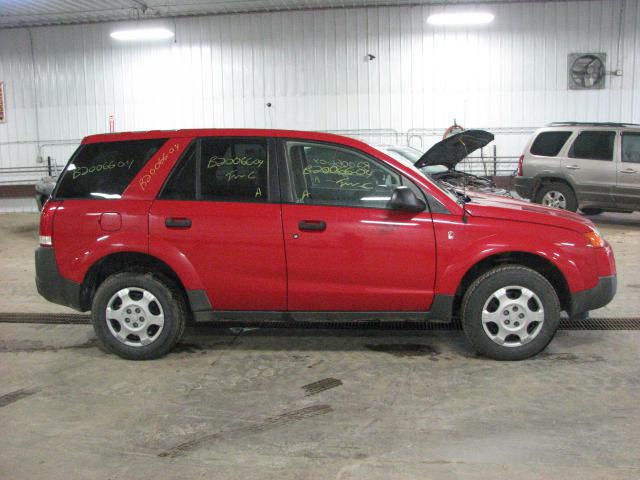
[529,131,572,157]
[54,138,167,199]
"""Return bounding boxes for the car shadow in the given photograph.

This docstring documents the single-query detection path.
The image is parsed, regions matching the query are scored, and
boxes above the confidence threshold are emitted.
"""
[179,324,475,357]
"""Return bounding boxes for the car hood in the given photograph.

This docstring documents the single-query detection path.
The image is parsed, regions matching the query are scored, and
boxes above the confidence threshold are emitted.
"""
[463,192,595,234]
[414,130,494,169]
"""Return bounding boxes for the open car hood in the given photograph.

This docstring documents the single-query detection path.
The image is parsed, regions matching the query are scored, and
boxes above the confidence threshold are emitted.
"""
[414,129,494,169]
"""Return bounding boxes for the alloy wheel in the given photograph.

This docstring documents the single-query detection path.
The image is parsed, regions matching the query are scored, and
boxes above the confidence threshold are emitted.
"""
[481,285,545,347]
[541,190,567,209]
[105,287,165,347]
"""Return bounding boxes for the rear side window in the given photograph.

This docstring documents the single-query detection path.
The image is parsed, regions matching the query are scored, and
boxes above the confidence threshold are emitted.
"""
[55,139,167,199]
[160,137,269,202]
[569,131,615,161]
[530,131,572,157]
[622,133,640,163]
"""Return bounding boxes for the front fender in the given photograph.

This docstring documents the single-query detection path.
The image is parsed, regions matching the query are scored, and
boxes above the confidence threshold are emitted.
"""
[433,216,592,295]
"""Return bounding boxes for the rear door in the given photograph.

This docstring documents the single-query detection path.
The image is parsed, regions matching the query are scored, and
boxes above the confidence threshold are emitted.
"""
[562,129,617,207]
[149,137,286,311]
[279,139,437,312]
[615,131,640,210]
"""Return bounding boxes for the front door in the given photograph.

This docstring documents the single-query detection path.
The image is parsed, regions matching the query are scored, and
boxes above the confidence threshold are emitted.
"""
[561,129,617,208]
[149,137,286,310]
[615,131,640,210]
[280,140,437,312]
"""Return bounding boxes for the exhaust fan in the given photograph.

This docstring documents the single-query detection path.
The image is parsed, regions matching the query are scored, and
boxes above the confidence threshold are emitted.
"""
[568,53,606,90]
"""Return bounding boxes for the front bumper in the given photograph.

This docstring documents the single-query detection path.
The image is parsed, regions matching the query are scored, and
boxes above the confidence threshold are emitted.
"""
[570,275,617,315]
[35,247,85,311]
[514,176,534,199]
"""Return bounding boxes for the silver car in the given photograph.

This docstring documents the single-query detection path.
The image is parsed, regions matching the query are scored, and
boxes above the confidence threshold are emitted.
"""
[515,122,640,214]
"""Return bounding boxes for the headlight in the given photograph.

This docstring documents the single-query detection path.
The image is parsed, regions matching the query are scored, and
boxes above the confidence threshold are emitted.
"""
[583,229,605,248]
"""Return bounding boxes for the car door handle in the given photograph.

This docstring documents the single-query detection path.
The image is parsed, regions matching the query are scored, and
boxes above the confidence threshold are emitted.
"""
[620,168,637,174]
[165,217,192,229]
[298,220,326,232]
[565,164,581,170]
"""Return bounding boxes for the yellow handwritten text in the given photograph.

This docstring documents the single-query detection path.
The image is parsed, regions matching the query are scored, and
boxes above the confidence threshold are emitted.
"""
[73,158,134,179]
[334,178,373,190]
[207,156,264,170]
[139,142,180,191]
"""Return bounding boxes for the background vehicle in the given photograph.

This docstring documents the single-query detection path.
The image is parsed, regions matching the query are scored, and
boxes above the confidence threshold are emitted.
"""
[35,174,58,210]
[36,129,616,361]
[515,122,640,214]
[374,130,507,195]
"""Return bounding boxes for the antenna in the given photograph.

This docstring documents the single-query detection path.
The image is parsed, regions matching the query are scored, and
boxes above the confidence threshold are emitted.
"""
[457,135,470,224]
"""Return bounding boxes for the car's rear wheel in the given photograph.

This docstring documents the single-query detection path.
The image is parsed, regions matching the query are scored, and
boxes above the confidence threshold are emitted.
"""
[535,182,578,212]
[461,266,561,360]
[91,272,186,360]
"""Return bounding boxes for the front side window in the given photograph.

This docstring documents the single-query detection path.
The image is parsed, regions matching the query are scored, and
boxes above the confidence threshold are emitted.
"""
[286,141,402,209]
[55,138,167,199]
[569,131,615,161]
[530,131,572,157]
[160,137,269,202]
[622,133,640,163]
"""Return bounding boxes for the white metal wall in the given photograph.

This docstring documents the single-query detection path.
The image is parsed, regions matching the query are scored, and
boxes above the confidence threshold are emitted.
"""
[1,0,639,176]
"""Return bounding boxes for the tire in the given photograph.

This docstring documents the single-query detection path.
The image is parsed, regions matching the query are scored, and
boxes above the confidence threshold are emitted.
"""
[581,208,603,216]
[91,272,187,360]
[534,182,578,212]
[461,265,561,361]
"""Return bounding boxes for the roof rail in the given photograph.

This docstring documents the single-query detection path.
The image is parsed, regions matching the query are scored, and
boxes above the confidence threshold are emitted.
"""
[547,121,640,127]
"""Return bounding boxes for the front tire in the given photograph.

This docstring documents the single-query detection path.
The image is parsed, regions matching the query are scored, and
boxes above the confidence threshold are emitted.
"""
[461,266,560,360]
[91,272,187,360]
[535,182,578,212]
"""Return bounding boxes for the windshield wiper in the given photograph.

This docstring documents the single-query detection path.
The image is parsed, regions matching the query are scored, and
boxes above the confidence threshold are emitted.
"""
[452,189,471,204]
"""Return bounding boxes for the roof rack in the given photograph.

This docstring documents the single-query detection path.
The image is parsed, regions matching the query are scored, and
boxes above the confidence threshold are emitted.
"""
[547,122,640,128]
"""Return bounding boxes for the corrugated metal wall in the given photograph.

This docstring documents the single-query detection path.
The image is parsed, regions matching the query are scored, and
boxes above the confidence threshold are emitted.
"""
[1,0,639,179]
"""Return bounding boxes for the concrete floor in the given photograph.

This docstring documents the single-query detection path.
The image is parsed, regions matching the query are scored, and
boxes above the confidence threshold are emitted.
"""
[1,212,640,479]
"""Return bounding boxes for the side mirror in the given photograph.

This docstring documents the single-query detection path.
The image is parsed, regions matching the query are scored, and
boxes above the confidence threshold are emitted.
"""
[387,186,427,213]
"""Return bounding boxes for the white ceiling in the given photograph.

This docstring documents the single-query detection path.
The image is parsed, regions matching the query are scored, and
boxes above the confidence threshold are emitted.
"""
[0,0,582,29]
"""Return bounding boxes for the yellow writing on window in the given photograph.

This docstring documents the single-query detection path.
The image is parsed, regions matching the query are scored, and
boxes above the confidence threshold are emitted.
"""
[207,156,264,169]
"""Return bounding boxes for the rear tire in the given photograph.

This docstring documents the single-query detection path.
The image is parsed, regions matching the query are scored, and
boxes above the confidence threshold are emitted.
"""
[535,182,578,212]
[461,265,561,361]
[91,272,187,360]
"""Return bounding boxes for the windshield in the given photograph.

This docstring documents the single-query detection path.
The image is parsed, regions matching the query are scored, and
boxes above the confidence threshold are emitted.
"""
[382,146,449,174]
[389,151,461,203]
[373,144,461,202]
[380,147,418,167]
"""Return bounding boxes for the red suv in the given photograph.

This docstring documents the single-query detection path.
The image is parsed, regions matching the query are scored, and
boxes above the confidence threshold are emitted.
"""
[36,129,616,361]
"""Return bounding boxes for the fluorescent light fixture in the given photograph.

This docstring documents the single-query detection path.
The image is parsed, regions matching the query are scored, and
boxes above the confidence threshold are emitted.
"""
[427,12,494,26]
[110,28,174,41]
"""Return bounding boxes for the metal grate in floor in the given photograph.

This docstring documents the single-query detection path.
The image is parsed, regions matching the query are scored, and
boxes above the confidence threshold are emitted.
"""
[0,313,91,324]
[1,313,640,330]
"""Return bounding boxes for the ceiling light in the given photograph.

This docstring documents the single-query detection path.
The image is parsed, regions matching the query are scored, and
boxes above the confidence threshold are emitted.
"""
[110,28,174,41]
[427,12,495,26]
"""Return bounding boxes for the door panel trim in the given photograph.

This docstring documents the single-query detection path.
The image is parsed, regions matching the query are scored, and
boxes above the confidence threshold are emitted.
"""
[191,295,454,324]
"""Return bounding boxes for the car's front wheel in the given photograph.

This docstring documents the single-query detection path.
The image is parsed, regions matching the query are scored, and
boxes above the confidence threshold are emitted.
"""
[91,272,186,360]
[461,266,560,360]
